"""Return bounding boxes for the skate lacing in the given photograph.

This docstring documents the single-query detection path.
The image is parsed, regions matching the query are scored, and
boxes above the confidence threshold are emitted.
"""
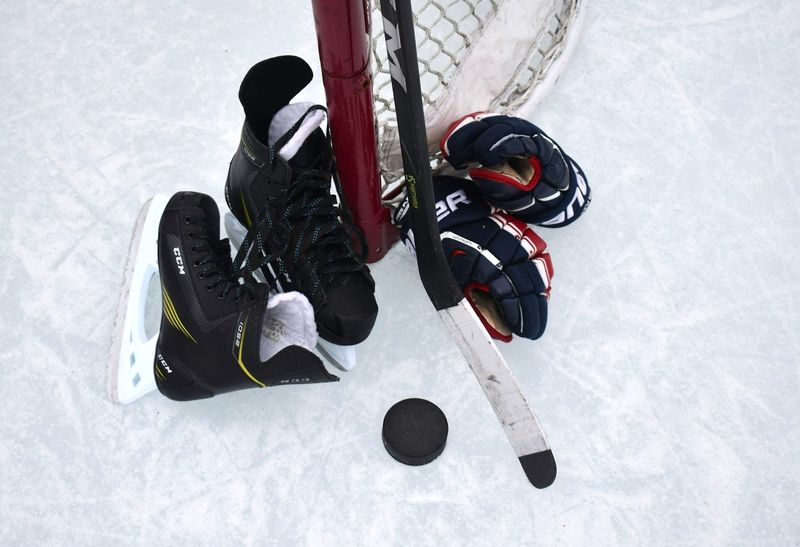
[238,105,370,305]
[185,216,258,302]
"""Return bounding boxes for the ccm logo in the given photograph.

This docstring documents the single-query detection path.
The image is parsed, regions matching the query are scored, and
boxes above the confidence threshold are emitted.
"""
[156,353,172,374]
[173,247,186,274]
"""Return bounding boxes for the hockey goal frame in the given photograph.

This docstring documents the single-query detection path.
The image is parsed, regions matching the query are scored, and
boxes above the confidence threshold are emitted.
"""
[310,0,585,263]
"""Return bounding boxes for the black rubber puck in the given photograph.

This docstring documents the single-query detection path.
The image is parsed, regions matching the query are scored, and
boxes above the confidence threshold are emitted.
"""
[382,398,448,466]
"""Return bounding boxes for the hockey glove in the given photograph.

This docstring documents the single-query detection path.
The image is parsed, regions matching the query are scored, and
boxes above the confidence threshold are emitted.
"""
[397,175,554,341]
[440,112,591,228]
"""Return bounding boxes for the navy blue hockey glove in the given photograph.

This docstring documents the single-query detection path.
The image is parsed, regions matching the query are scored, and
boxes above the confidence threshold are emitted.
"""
[440,112,591,227]
[396,175,554,341]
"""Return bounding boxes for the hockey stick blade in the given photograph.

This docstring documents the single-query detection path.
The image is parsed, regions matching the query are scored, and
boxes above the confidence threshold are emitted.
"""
[379,0,556,488]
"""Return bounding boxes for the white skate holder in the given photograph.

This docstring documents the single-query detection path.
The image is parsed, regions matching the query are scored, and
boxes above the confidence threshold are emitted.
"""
[108,194,169,404]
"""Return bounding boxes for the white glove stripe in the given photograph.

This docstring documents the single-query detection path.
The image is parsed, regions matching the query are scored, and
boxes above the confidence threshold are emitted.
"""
[440,231,503,270]
[520,236,537,257]
[489,133,535,152]
[533,257,551,288]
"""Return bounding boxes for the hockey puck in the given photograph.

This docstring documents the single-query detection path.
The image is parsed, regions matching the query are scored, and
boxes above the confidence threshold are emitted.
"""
[382,398,448,466]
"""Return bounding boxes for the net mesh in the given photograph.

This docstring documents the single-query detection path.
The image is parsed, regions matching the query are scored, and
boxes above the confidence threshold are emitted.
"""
[369,0,583,196]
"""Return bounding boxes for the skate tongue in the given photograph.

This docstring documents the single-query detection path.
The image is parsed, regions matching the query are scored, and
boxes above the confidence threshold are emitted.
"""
[267,102,326,168]
[259,291,318,359]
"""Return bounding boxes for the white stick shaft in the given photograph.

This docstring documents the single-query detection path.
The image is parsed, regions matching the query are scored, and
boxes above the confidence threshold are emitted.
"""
[439,300,550,457]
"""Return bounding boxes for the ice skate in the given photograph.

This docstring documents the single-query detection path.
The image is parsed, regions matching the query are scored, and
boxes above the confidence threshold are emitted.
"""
[224,56,378,370]
[153,191,337,401]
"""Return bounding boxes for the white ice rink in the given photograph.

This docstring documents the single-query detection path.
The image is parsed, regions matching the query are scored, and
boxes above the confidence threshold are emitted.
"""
[1,1,799,544]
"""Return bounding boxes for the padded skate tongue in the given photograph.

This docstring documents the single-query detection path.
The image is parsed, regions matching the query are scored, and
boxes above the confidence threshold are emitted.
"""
[239,56,313,144]
[267,102,326,168]
[259,291,318,361]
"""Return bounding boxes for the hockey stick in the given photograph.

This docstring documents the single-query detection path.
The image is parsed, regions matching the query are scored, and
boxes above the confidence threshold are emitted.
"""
[379,0,557,488]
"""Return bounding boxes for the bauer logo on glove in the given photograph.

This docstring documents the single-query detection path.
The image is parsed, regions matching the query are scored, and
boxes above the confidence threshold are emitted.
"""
[398,176,554,342]
[440,112,591,228]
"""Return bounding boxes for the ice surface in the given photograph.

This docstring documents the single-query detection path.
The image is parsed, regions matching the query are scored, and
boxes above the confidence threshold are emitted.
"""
[1,0,799,545]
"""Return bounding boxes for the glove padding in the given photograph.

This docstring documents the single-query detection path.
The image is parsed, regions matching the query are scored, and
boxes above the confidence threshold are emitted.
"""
[440,112,591,227]
[397,175,553,341]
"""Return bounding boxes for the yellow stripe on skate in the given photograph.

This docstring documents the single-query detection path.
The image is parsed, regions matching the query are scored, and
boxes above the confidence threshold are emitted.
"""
[162,293,180,329]
[240,192,252,228]
[162,284,197,344]
[161,289,182,332]
[237,315,266,388]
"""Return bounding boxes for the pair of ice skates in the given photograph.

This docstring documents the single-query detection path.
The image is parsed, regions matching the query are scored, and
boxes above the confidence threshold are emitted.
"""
[109,57,378,403]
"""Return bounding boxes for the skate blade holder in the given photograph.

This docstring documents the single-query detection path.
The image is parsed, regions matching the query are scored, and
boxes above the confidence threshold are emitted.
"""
[108,194,170,404]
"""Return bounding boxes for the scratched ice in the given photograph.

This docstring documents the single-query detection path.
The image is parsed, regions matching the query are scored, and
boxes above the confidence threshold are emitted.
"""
[1,0,798,544]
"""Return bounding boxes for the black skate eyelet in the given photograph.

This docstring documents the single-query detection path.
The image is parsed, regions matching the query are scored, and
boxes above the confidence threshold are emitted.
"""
[198,272,207,279]
[205,285,214,292]
[184,216,192,224]
[187,232,195,239]
[216,293,225,300]
[193,259,200,266]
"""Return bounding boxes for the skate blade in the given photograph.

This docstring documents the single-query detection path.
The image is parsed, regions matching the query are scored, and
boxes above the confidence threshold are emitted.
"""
[107,194,170,404]
[224,212,360,372]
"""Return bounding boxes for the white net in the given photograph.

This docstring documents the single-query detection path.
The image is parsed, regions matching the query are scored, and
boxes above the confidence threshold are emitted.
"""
[369,0,585,198]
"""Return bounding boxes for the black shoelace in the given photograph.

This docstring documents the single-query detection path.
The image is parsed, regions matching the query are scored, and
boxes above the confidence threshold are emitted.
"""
[185,216,259,302]
[233,105,370,304]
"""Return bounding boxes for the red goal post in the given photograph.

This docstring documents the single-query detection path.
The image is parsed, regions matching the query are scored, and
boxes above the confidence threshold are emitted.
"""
[311,0,585,262]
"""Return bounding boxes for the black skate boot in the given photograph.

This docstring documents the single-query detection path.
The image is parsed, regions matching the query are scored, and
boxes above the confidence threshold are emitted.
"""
[225,56,378,346]
[154,191,337,402]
